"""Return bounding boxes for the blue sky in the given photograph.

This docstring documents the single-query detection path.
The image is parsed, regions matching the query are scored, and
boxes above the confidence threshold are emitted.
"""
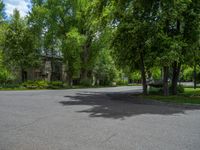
[3,0,31,17]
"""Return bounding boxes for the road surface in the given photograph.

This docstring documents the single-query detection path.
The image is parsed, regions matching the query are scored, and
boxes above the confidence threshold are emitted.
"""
[0,86,200,150]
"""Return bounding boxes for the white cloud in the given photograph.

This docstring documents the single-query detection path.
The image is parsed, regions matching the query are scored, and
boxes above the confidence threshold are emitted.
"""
[3,0,30,17]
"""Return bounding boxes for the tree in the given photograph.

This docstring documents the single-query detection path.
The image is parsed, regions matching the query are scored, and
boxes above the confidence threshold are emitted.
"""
[110,0,157,95]
[93,48,119,86]
[0,0,5,23]
[153,0,199,95]
[29,0,110,85]
[29,0,74,81]
[62,27,86,85]
[95,0,199,95]
[3,10,40,82]
[183,0,200,89]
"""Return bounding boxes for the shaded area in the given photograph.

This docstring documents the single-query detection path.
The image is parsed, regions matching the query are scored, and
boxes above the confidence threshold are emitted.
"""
[59,92,200,119]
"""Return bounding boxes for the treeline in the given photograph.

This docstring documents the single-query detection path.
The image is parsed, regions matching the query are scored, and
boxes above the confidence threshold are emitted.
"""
[0,0,200,95]
[108,0,200,95]
[0,0,122,86]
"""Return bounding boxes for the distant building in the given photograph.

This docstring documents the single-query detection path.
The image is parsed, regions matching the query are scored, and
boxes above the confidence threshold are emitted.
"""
[16,55,67,82]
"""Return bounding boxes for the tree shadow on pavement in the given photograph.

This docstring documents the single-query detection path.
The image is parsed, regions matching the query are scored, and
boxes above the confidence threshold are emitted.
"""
[59,92,200,119]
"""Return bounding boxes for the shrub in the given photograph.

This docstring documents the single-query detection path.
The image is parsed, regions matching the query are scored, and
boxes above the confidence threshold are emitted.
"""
[22,80,64,89]
[116,80,128,86]
[169,84,184,94]
[148,84,184,95]
[129,71,141,83]
[22,80,39,89]
[0,69,15,84]
[0,83,21,89]
[35,80,49,88]
[148,87,162,95]
[80,78,92,86]
[48,81,64,89]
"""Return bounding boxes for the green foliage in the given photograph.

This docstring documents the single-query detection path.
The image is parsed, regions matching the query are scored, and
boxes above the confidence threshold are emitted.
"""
[148,87,163,95]
[22,80,47,89]
[182,67,194,81]
[150,68,162,80]
[22,80,64,89]
[3,10,40,70]
[0,0,5,22]
[183,88,200,97]
[0,0,199,93]
[0,68,15,84]
[181,66,200,82]
[93,48,119,86]
[129,71,141,83]
[169,84,185,94]
[48,81,64,89]
[145,94,200,105]
[116,80,128,86]
[149,84,185,95]
[62,27,86,80]
[80,78,92,87]
[0,50,15,84]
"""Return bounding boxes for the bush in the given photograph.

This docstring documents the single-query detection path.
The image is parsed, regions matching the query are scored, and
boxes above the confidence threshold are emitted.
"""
[0,83,21,89]
[169,84,184,94]
[80,78,92,86]
[22,80,64,89]
[148,84,184,95]
[0,69,15,84]
[117,80,128,86]
[48,81,64,89]
[22,80,40,89]
[36,80,49,88]
[129,71,141,83]
[148,87,162,95]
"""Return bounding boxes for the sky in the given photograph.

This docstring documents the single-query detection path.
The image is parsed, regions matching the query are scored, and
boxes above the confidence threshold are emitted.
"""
[3,0,31,17]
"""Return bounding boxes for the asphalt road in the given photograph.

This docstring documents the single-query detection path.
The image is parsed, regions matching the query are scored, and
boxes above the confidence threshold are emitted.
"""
[0,86,200,150]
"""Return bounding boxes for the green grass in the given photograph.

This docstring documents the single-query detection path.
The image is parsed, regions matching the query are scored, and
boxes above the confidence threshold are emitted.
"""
[182,88,200,96]
[145,88,200,105]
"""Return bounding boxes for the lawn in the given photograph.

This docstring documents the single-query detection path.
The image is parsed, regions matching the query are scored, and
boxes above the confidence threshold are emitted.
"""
[145,88,200,105]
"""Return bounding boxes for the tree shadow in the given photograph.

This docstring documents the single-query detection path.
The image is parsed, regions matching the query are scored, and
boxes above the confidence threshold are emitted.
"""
[59,92,200,119]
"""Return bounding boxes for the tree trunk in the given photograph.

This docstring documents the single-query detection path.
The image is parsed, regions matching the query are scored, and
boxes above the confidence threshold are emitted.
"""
[68,73,73,87]
[81,69,88,81]
[21,68,25,82]
[194,61,197,89]
[140,53,147,95]
[172,62,181,95]
[81,44,89,82]
[163,66,169,96]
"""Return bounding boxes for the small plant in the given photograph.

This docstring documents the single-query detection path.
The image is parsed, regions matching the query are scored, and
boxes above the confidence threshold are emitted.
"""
[48,81,64,89]
[22,80,64,89]
[22,80,38,89]
[35,80,49,88]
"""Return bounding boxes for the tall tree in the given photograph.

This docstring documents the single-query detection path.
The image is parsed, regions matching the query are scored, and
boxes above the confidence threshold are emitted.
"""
[3,10,40,82]
[0,0,5,22]
[62,27,86,85]
[110,0,157,95]
[184,0,200,89]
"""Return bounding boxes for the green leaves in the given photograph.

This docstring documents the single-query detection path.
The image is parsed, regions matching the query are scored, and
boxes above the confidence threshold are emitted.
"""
[0,0,5,22]
[62,27,86,77]
[3,10,40,69]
